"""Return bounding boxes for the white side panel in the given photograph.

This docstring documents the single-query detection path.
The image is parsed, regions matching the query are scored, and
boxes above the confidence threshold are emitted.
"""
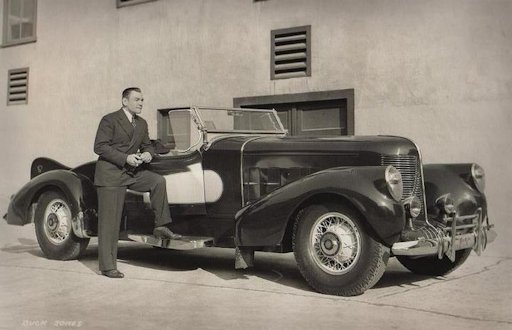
[204,170,223,203]
[164,163,205,204]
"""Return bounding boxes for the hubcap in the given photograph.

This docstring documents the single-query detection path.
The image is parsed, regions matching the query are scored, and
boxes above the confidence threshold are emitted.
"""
[320,232,340,256]
[309,212,361,275]
[43,199,71,245]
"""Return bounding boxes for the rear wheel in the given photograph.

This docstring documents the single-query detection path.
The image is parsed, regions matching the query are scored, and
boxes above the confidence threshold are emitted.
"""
[293,203,389,296]
[34,191,89,260]
[396,248,472,276]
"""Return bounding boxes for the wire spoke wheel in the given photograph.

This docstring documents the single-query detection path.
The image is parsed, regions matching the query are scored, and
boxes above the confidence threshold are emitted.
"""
[43,199,72,245]
[293,203,389,296]
[35,191,89,260]
[309,212,361,275]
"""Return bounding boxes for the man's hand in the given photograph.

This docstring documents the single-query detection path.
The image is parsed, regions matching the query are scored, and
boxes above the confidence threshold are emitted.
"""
[126,154,143,167]
[140,152,153,163]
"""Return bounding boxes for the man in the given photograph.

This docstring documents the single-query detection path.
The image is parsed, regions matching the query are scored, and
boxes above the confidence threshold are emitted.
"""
[94,87,181,279]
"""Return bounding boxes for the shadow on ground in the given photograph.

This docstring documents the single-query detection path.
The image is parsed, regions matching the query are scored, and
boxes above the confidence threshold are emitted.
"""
[2,238,438,295]
[75,242,313,291]
[375,263,435,289]
[1,238,45,258]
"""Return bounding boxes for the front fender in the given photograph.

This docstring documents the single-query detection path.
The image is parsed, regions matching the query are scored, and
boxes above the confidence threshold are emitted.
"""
[235,166,406,247]
[6,169,97,226]
[423,164,487,219]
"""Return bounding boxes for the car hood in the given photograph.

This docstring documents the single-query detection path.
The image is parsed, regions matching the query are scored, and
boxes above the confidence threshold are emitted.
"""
[241,135,419,156]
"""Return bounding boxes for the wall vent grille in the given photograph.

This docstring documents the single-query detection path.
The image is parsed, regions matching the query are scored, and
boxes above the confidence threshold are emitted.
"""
[271,26,311,80]
[8,68,29,105]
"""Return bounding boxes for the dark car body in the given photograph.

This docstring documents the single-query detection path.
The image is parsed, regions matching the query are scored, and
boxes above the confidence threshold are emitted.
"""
[6,135,414,245]
[4,106,496,296]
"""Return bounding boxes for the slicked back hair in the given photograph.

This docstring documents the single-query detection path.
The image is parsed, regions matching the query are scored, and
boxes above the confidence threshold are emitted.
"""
[122,87,142,100]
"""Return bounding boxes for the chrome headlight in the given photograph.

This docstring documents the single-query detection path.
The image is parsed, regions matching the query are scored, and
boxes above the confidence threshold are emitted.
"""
[385,166,403,202]
[471,163,485,193]
[404,196,421,218]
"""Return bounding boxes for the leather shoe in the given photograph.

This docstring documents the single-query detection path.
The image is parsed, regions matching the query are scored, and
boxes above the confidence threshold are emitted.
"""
[101,269,124,278]
[153,226,182,240]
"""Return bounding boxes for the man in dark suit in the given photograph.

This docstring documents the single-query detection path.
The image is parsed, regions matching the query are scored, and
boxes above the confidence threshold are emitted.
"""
[94,87,181,278]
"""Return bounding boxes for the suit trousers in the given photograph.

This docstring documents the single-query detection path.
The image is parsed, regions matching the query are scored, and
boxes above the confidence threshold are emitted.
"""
[97,170,172,271]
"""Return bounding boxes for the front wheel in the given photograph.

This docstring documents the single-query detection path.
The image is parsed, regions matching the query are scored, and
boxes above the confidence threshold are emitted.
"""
[293,203,389,296]
[34,191,89,260]
[396,248,472,276]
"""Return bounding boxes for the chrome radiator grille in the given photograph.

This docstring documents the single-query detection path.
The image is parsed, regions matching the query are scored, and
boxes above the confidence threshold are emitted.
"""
[381,155,425,214]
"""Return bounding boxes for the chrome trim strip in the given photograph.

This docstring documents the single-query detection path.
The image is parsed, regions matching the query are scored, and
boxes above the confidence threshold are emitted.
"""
[392,239,439,256]
[442,223,478,231]
[195,105,280,114]
[271,108,287,133]
[240,136,268,207]
[190,106,205,128]
[206,129,285,134]
[403,137,428,222]
[191,106,287,135]
[204,133,285,151]
[455,214,479,221]
[128,234,213,250]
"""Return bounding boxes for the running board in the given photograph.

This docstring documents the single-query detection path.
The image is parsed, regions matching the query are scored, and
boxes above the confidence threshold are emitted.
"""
[127,234,214,250]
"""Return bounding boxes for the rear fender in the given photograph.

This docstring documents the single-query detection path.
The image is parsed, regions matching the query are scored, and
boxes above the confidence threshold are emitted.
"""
[6,169,97,232]
[30,157,70,179]
[235,166,406,247]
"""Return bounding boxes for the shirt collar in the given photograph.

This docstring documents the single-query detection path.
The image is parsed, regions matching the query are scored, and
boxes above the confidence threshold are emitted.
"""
[122,108,136,123]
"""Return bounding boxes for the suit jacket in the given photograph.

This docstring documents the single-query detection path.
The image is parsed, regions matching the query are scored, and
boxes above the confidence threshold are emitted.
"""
[93,109,155,186]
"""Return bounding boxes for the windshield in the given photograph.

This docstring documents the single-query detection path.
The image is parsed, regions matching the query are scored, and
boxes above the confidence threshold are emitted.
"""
[193,107,286,134]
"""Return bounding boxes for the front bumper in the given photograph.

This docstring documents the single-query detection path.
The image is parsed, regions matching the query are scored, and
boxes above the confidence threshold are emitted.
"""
[391,208,496,261]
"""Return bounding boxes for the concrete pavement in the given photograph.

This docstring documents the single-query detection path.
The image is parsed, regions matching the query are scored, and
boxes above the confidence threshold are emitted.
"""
[0,212,511,329]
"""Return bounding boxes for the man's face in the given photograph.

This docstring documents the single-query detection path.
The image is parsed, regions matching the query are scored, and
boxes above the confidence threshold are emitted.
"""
[122,91,143,114]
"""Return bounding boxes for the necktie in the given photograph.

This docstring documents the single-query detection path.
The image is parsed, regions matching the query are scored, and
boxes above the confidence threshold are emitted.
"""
[131,115,136,128]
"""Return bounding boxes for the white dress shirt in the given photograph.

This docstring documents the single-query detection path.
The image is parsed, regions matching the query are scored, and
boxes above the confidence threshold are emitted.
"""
[122,108,135,123]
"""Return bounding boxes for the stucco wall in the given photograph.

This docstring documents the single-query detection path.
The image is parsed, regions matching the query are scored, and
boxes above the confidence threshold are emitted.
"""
[1,0,511,242]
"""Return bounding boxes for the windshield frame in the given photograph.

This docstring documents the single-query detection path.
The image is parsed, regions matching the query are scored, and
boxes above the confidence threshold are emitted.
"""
[190,106,287,135]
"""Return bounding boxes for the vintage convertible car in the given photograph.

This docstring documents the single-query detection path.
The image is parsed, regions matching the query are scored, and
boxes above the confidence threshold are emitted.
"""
[4,106,496,296]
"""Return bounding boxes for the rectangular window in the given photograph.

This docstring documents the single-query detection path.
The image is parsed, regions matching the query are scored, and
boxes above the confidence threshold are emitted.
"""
[297,105,346,136]
[2,0,37,47]
[116,0,157,8]
[7,68,29,105]
[234,89,355,136]
[271,25,311,80]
